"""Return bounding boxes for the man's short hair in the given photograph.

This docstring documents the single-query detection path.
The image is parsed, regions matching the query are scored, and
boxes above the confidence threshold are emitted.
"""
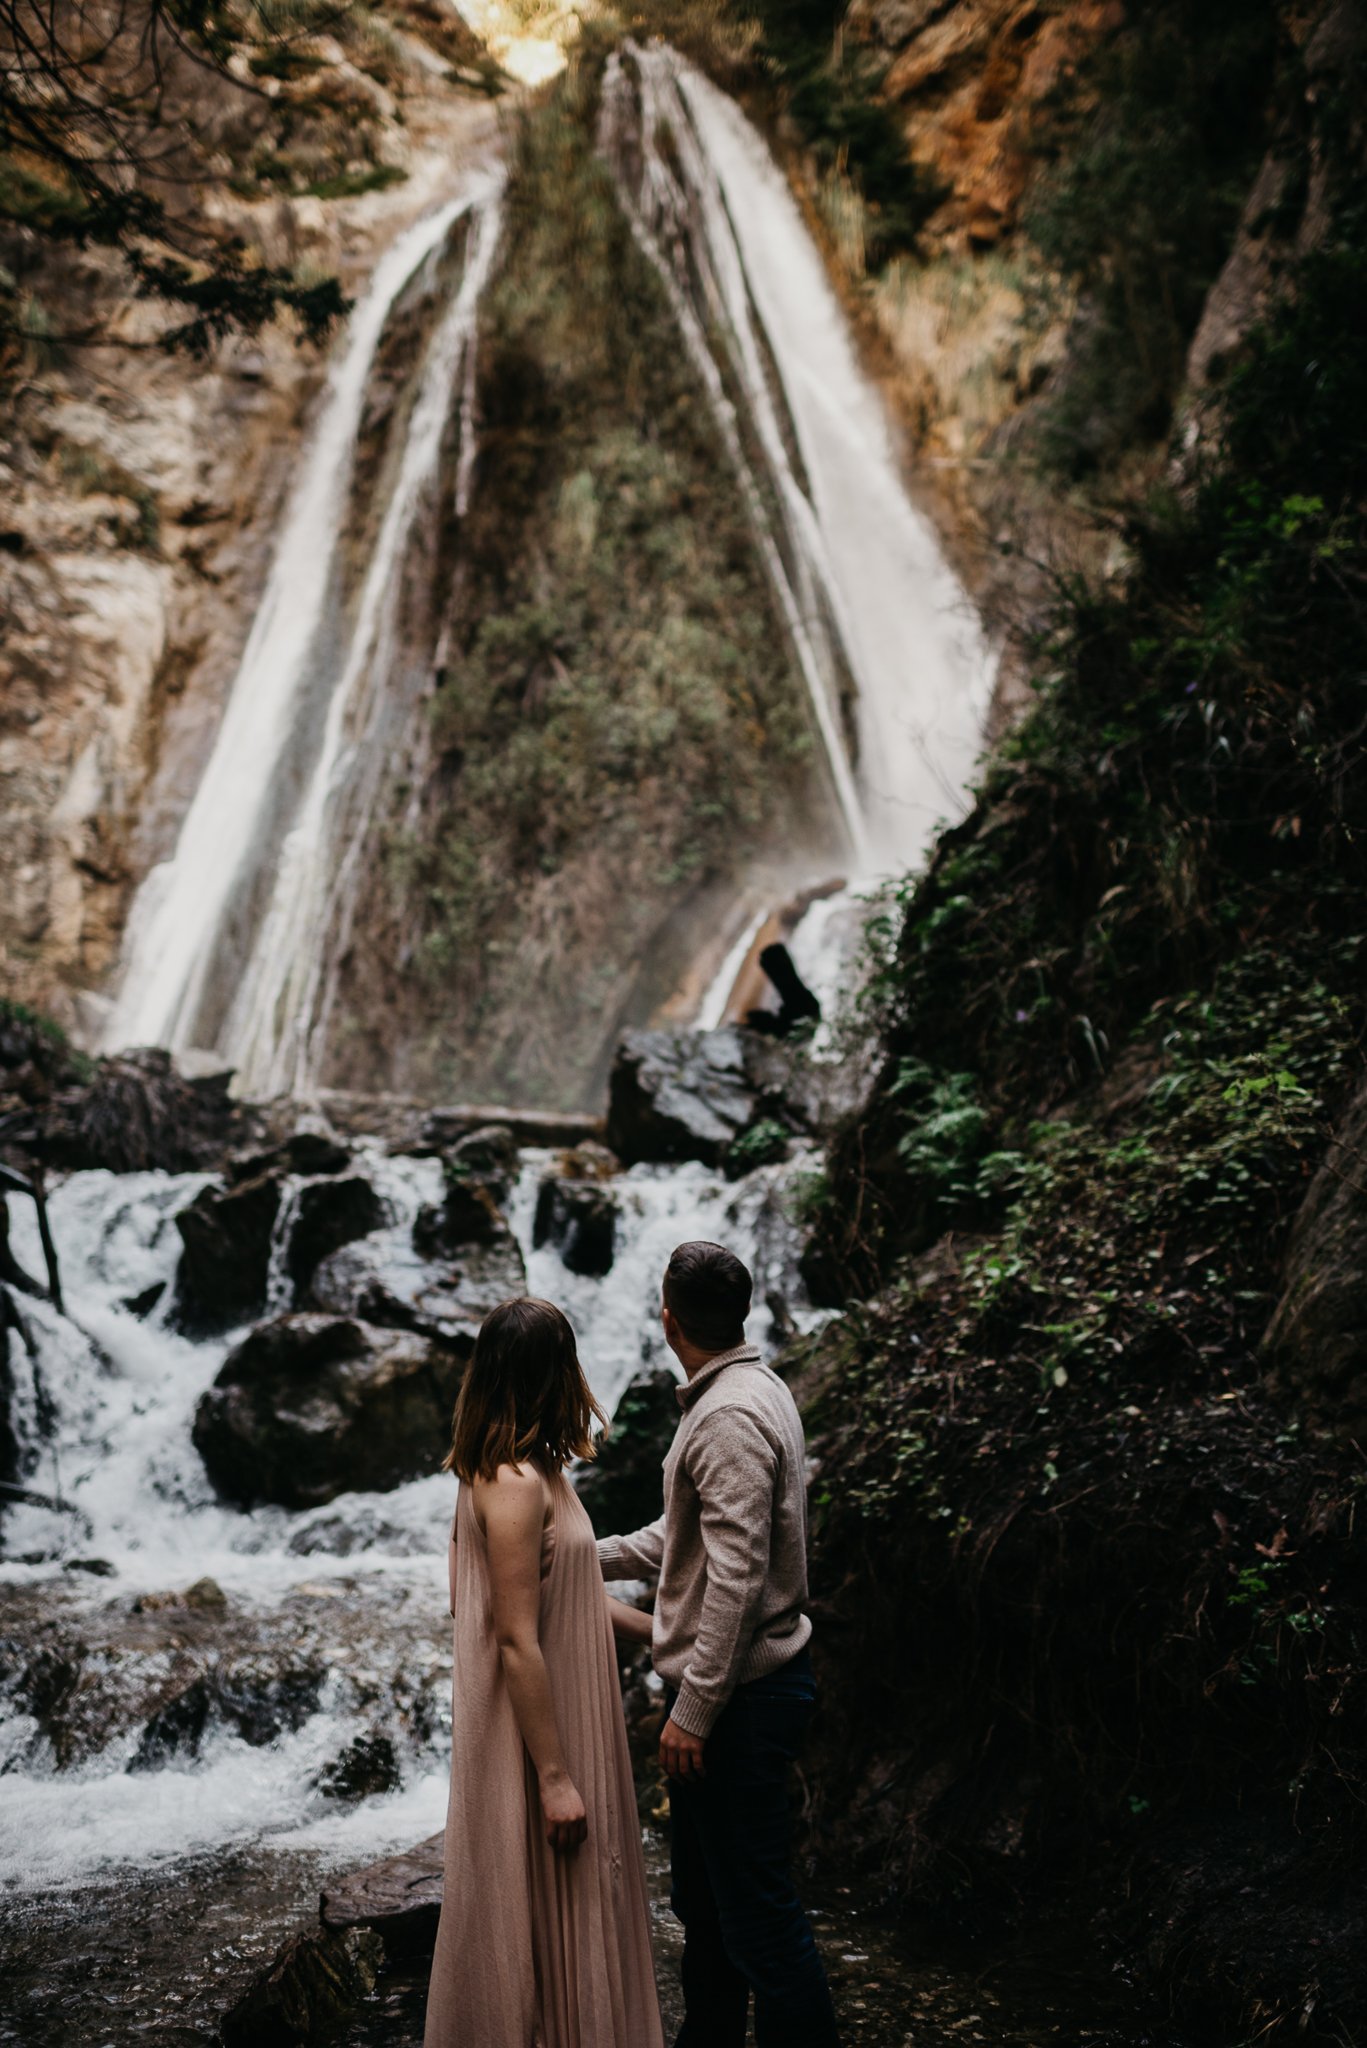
[664,1241,752,1353]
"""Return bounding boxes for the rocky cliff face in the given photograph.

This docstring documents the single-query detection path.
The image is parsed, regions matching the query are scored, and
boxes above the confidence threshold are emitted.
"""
[0,21,499,1041]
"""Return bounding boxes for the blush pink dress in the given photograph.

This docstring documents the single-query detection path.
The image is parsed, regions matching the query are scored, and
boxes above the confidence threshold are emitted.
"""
[423,1471,664,2048]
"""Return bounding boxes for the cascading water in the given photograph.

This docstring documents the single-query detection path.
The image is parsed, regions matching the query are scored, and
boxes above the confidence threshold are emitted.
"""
[0,1143,824,1885]
[599,43,997,879]
[102,168,504,1090]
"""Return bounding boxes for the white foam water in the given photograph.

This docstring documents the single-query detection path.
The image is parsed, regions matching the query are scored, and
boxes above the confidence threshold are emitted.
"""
[0,1143,824,1884]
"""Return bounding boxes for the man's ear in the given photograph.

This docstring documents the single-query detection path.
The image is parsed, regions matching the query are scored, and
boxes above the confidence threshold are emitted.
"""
[661,1302,680,1347]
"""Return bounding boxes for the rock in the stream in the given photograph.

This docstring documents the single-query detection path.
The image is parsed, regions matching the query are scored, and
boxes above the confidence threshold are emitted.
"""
[447,1121,519,1198]
[320,1831,445,1959]
[220,1924,384,2047]
[39,1048,242,1174]
[606,1026,818,1169]
[174,1171,281,1329]
[285,1174,387,1294]
[192,1314,463,1507]
[309,1230,526,1349]
[575,1367,679,1536]
[534,1176,619,1277]
[315,1729,401,1803]
[1261,1072,1367,1432]
[229,1129,352,1184]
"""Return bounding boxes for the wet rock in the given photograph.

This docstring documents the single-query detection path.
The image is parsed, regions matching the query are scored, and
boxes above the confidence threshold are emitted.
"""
[45,1050,242,1175]
[1262,1073,1367,1432]
[127,1674,214,1770]
[320,1832,445,1958]
[219,1924,384,2048]
[126,1655,326,1769]
[446,1121,519,1198]
[533,1176,618,1277]
[120,1278,165,1318]
[174,1171,281,1330]
[131,1575,227,1615]
[606,1026,818,1169]
[310,1230,526,1349]
[286,1512,429,1559]
[61,1555,116,1576]
[230,1129,352,1184]
[315,1729,401,1802]
[214,1655,326,1747]
[575,1367,679,1537]
[413,1131,515,1254]
[413,1176,504,1252]
[285,1174,387,1294]
[192,1314,464,1507]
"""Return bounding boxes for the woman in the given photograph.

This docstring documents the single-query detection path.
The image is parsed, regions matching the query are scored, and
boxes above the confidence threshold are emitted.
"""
[424,1297,665,2048]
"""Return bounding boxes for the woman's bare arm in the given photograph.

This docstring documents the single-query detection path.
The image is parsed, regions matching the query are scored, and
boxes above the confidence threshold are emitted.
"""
[607,1593,654,1647]
[477,1464,587,1852]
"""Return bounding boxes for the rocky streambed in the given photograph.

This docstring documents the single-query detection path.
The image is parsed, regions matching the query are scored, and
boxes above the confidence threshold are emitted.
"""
[1,1020,1198,2044]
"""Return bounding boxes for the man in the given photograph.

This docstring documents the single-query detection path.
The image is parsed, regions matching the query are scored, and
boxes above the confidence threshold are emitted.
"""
[597,1240,841,2047]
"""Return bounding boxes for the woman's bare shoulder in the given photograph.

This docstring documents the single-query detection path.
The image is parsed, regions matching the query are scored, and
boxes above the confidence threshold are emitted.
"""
[470,1461,552,1528]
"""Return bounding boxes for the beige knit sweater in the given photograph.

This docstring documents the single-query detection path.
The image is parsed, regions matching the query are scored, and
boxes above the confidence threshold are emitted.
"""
[596,1343,813,1737]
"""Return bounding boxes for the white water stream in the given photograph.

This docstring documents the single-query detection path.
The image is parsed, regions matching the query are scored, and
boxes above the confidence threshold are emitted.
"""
[600,43,996,878]
[103,168,503,1088]
[0,1145,822,1885]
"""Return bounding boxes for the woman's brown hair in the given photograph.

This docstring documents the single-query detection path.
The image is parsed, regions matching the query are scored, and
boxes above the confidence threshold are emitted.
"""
[444,1297,607,1483]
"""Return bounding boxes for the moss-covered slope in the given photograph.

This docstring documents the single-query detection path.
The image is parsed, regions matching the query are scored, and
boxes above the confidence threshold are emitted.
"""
[795,10,1367,2039]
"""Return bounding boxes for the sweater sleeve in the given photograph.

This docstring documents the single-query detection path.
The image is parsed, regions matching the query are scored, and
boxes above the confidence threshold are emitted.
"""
[597,1515,666,1581]
[668,1410,776,1738]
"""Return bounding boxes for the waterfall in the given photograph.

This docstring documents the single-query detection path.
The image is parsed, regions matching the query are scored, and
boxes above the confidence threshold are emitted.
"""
[101,47,994,1089]
[103,169,505,1085]
[599,43,996,876]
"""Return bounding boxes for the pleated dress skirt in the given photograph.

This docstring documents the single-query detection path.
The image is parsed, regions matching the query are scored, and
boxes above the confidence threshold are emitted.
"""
[424,1473,664,2048]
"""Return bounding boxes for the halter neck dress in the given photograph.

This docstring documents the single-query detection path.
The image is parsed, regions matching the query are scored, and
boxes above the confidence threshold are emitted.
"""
[423,1471,664,2048]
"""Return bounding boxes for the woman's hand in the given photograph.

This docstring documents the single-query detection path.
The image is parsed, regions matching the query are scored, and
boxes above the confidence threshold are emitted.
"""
[539,1768,588,1852]
[607,1594,654,1647]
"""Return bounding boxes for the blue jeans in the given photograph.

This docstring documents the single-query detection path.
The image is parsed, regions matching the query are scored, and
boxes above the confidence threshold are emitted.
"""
[667,1648,841,2047]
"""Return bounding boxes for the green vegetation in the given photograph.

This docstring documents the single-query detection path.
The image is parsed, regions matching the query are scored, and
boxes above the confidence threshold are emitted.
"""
[304,162,406,201]
[796,23,1367,2037]
[746,0,944,262]
[345,64,830,1105]
[1025,0,1281,471]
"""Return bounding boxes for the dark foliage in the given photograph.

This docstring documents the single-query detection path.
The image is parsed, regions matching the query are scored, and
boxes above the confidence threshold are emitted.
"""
[798,35,1367,2042]
[1025,0,1284,470]
[0,0,348,356]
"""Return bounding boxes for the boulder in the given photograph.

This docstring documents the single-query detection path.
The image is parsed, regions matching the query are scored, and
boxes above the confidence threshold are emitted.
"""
[219,1925,383,2048]
[174,1170,281,1329]
[605,1027,821,1169]
[308,1231,526,1350]
[315,1729,401,1803]
[414,1176,504,1253]
[320,1832,445,1958]
[38,1047,243,1174]
[534,1177,618,1277]
[574,1367,680,1537]
[285,1175,387,1293]
[192,1314,464,1507]
[414,1128,518,1253]
[229,1129,352,1184]
[446,1122,519,1199]
[1262,1074,1367,1432]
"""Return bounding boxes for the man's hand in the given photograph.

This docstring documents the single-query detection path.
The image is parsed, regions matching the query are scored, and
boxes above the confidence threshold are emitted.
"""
[660,1716,706,1780]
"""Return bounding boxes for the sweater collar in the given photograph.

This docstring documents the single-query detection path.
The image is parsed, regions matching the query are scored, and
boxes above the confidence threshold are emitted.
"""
[676,1342,763,1409]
